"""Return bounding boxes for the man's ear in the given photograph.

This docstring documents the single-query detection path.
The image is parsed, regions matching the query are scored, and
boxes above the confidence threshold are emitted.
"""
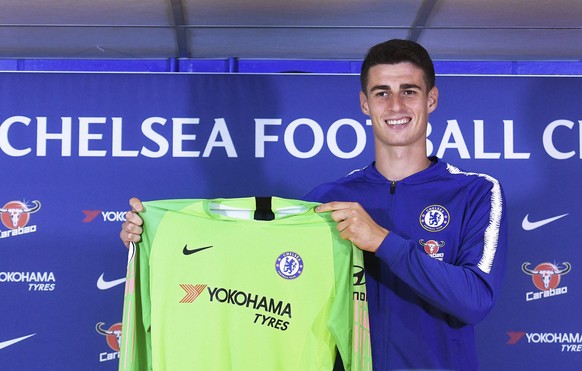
[360,91,370,115]
[427,86,439,113]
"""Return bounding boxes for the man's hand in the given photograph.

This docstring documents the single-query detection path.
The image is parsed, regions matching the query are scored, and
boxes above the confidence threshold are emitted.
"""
[315,201,388,252]
[120,197,144,249]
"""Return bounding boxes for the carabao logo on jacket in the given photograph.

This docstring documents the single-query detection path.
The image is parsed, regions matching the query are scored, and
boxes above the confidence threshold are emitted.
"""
[419,239,445,261]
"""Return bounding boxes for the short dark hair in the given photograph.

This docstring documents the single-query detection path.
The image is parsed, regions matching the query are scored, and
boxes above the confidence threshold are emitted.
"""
[360,39,435,95]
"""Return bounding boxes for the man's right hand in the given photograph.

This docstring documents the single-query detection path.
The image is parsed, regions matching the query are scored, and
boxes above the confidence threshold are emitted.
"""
[120,197,144,249]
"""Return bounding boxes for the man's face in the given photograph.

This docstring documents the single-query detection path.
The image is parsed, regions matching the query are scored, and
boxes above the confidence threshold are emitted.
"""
[360,62,438,151]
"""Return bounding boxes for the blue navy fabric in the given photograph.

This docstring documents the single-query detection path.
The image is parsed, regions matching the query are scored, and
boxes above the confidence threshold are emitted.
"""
[305,157,508,371]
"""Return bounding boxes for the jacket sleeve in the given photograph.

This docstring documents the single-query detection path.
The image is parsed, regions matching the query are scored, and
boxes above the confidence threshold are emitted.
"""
[375,182,508,325]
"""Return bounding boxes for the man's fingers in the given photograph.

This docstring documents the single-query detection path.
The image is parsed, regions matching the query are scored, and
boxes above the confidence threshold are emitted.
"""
[315,201,354,213]
[122,218,143,234]
[125,210,144,226]
[129,197,144,212]
[316,201,362,224]
[120,230,141,248]
[315,201,387,252]
[120,197,145,249]
[335,218,351,233]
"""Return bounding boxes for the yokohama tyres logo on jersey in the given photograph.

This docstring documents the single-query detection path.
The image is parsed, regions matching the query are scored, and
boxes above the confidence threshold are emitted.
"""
[0,200,41,239]
[179,283,292,331]
[179,284,207,303]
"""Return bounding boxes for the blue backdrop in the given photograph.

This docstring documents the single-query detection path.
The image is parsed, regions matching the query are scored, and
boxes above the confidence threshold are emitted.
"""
[1,72,581,370]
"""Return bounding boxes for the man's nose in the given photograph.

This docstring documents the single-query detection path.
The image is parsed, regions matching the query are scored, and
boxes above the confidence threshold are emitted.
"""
[387,94,402,111]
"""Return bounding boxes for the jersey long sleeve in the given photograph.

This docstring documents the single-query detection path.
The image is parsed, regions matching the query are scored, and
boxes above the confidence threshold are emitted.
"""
[119,197,372,371]
[304,157,508,371]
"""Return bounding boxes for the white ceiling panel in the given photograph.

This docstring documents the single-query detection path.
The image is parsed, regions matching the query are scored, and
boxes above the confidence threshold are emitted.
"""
[0,0,579,61]
[0,0,171,25]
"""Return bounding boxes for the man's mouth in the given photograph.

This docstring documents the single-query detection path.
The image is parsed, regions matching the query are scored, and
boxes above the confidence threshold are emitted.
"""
[386,118,410,126]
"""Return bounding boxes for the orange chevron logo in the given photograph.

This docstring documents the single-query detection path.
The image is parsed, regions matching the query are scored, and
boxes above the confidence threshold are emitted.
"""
[179,284,207,303]
[506,331,526,345]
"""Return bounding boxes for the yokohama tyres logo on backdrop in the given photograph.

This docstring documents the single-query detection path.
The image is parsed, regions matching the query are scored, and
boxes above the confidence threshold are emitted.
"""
[507,331,582,352]
[0,200,41,239]
[82,210,127,223]
[0,271,56,292]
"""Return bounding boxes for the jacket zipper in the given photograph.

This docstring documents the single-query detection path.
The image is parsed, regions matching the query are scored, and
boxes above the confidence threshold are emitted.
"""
[390,180,396,195]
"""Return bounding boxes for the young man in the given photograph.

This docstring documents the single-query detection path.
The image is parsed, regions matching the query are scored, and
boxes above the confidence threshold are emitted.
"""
[121,39,508,370]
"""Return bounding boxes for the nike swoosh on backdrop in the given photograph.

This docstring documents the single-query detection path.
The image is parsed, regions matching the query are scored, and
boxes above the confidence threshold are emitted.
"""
[0,334,36,350]
[522,213,569,231]
[183,245,213,255]
[97,273,126,290]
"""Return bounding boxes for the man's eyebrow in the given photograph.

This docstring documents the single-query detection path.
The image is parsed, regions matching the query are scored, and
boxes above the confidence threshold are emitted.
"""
[370,84,390,92]
[400,83,423,90]
[369,83,423,92]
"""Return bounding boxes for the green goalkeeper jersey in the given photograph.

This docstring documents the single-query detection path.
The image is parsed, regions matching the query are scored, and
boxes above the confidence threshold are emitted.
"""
[120,197,371,370]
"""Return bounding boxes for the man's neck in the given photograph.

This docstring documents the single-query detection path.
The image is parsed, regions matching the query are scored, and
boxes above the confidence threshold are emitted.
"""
[374,147,432,181]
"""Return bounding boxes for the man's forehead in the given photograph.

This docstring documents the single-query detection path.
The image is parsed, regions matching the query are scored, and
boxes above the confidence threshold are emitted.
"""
[367,63,427,90]
[368,63,424,79]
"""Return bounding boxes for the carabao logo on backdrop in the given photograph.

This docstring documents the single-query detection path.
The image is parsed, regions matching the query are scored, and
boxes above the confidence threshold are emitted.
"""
[0,200,41,239]
[521,261,571,302]
[95,322,122,363]
[0,115,581,160]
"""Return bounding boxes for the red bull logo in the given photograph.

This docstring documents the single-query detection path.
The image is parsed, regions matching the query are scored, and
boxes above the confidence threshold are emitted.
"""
[0,200,40,238]
[522,261,571,301]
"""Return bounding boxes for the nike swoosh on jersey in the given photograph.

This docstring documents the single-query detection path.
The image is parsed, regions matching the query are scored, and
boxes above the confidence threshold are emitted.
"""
[522,213,568,231]
[0,334,36,350]
[183,244,213,255]
[97,273,126,290]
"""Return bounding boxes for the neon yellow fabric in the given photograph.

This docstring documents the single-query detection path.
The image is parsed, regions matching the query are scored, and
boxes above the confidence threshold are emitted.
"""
[120,197,371,370]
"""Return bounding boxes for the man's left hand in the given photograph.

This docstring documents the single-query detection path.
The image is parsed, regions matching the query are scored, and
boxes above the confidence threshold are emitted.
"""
[315,201,388,253]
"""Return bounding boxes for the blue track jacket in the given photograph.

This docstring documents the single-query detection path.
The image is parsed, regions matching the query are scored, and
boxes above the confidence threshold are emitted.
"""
[305,157,508,371]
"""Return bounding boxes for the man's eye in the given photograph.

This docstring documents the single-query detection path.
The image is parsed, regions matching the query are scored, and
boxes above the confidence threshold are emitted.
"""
[403,90,416,96]
[376,91,389,97]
